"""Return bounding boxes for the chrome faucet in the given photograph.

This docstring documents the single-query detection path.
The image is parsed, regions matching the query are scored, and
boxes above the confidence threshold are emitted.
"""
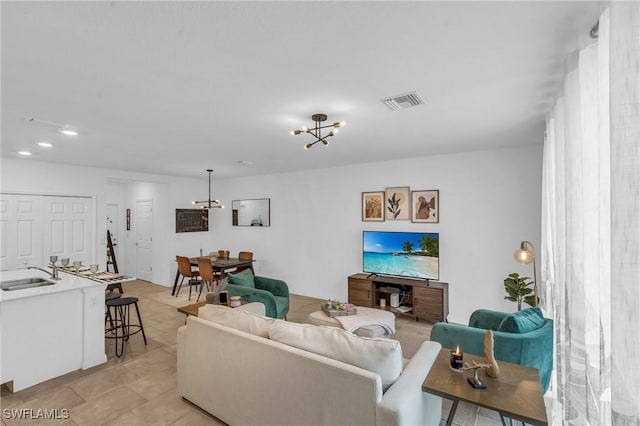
[27,265,60,281]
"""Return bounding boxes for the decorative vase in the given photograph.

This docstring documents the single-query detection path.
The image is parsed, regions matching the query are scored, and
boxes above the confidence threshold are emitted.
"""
[206,292,220,305]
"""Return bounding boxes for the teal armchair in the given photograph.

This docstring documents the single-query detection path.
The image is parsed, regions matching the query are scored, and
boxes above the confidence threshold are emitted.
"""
[430,308,553,392]
[226,273,289,319]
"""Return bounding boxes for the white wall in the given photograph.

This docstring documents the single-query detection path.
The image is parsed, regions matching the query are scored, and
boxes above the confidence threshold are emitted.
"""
[210,144,542,323]
[1,160,204,285]
[1,143,542,323]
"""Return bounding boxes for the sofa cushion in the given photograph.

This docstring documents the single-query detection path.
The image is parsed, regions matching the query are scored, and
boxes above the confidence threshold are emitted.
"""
[228,269,256,288]
[198,304,272,338]
[497,307,545,333]
[268,320,402,389]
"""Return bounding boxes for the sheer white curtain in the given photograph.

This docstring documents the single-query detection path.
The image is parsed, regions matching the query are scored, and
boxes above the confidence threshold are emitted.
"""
[542,3,640,425]
[609,1,640,424]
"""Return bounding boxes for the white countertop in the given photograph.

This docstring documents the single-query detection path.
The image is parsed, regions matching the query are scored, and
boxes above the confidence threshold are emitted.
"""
[0,268,105,302]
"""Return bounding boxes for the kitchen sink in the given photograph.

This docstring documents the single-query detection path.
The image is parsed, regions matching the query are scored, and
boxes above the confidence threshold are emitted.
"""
[0,277,56,291]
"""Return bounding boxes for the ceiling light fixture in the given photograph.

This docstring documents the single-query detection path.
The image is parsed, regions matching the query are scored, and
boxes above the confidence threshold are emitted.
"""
[35,141,53,148]
[290,113,346,150]
[17,151,32,156]
[192,169,224,209]
[59,128,78,136]
[26,117,79,136]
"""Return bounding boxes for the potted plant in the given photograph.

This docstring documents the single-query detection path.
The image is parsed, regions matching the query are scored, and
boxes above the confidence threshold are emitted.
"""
[503,273,536,311]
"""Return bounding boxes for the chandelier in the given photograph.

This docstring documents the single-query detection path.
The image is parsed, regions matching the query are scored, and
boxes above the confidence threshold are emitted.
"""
[192,169,224,209]
[290,113,346,149]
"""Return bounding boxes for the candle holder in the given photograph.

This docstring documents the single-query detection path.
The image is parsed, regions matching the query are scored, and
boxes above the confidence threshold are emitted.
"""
[450,347,464,372]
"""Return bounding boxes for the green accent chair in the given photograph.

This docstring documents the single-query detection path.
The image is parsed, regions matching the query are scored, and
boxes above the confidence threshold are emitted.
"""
[430,308,553,392]
[226,269,289,319]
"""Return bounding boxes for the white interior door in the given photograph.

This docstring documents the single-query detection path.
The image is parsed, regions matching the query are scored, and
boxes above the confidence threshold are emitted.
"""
[0,194,93,271]
[135,200,153,281]
[43,196,92,266]
[0,194,43,270]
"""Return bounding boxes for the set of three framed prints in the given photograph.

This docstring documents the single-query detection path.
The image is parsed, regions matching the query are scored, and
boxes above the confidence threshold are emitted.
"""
[362,187,439,223]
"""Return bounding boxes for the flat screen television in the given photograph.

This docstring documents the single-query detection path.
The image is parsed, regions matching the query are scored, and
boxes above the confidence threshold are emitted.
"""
[362,231,439,280]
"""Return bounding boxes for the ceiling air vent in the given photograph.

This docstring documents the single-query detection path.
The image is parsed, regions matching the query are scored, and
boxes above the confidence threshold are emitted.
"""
[381,91,425,111]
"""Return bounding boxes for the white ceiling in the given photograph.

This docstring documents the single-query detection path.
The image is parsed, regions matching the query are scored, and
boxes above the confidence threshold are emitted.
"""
[1,1,600,179]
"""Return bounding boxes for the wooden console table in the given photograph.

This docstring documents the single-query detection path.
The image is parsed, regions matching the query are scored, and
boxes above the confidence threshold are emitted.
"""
[177,300,208,317]
[422,349,548,425]
[347,273,448,322]
[177,300,248,317]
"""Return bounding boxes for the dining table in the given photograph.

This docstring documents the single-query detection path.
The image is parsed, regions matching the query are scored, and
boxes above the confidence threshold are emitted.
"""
[171,256,255,296]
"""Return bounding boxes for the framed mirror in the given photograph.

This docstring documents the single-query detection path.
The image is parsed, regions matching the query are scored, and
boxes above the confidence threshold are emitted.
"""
[232,199,270,227]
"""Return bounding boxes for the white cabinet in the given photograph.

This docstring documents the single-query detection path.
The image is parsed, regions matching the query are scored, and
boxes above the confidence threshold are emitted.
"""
[0,269,107,392]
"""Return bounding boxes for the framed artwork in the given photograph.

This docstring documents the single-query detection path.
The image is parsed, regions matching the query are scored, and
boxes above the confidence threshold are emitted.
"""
[385,186,410,220]
[362,191,385,221]
[411,190,439,223]
[175,208,209,233]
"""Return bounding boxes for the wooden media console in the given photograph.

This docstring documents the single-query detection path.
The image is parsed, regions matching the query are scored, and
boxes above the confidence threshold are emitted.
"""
[348,273,449,322]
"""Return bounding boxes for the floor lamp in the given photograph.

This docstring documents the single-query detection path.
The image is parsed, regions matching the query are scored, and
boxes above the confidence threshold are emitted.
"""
[514,241,538,307]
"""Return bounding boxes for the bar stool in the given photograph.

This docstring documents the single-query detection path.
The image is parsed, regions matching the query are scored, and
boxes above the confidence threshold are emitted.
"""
[105,291,121,331]
[105,296,147,357]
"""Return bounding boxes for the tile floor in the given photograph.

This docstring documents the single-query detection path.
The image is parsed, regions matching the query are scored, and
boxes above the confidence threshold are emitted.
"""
[1,280,503,425]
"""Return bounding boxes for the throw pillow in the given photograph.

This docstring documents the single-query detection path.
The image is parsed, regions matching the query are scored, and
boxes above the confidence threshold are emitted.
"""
[497,307,545,333]
[268,321,403,390]
[228,268,255,288]
[198,304,272,338]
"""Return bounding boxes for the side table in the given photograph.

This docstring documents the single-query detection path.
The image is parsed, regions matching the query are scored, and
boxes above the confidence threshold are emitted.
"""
[177,300,263,317]
[422,349,548,425]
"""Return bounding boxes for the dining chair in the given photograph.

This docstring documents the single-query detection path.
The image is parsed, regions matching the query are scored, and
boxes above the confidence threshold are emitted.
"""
[175,255,202,301]
[235,251,254,273]
[197,257,220,302]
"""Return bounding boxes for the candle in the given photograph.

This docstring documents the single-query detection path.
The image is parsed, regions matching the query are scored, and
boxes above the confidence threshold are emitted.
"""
[450,345,463,371]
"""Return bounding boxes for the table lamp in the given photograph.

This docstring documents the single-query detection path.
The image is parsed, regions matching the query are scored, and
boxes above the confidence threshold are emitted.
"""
[514,241,538,307]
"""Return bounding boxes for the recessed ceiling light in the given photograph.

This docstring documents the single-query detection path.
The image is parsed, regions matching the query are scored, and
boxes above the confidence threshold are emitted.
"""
[35,141,53,148]
[27,117,79,136]
[59,128,78,136]
[17,151,32,156]
[237,160,254,165]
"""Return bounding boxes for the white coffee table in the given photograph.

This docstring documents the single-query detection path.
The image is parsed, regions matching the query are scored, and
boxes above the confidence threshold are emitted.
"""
[307,306,394,338]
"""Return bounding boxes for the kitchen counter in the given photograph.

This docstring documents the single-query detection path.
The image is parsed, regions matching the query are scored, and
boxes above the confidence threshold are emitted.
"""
[0,267,105,302]
[0,268,108,392]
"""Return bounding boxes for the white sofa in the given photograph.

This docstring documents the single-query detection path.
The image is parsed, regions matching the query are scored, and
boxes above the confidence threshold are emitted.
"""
[177,305,442,426]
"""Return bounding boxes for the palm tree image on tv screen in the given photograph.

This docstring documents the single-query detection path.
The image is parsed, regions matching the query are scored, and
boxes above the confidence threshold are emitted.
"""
[362,231,439,280]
